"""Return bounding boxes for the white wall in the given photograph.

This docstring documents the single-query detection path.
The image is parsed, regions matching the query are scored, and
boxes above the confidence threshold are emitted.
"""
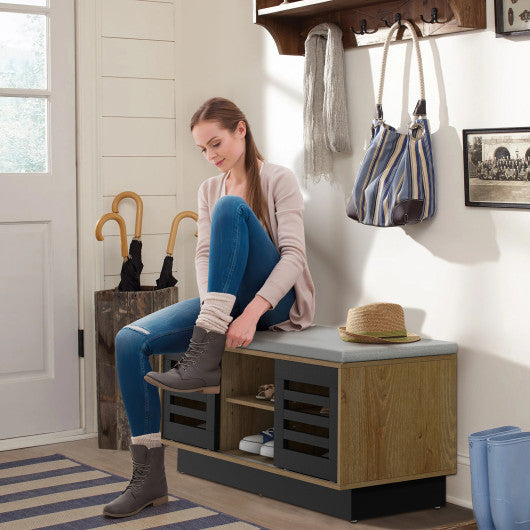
[175,0,530,507]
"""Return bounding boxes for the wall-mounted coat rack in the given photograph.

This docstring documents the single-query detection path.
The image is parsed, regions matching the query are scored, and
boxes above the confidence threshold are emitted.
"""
[253,0,486,55]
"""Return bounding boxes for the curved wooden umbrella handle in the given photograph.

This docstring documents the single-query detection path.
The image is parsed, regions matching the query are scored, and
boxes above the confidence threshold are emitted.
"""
[95,212,128,261]
[111,191,143,239]
[167,210,199,256]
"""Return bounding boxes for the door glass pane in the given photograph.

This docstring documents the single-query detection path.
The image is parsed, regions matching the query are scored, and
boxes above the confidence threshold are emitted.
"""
[0,97,47,173]
[0,12,47,89]
[0,1,47,5]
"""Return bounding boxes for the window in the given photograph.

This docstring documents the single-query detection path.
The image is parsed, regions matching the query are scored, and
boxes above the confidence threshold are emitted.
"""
[0,1,48,173]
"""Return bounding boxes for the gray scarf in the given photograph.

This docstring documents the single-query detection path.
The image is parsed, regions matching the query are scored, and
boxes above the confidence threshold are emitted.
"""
[304,23,351,185]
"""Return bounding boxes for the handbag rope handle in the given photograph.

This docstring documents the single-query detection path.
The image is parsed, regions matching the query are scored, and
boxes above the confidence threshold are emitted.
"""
[375,20,426,121]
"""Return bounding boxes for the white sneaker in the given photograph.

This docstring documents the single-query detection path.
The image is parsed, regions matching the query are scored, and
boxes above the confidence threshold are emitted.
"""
[260,440,274,458]
[239,428,274,454]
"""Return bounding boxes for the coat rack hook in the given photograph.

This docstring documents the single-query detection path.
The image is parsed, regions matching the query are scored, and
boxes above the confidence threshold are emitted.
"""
[420,7,439,24]
[350,19,377,35]
[384,13,403,28]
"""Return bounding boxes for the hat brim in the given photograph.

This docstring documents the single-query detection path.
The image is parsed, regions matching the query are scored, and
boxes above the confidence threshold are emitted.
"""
[338,327,420,344]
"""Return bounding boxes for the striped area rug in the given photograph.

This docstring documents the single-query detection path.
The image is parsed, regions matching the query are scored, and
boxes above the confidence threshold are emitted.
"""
[0,454,265,529]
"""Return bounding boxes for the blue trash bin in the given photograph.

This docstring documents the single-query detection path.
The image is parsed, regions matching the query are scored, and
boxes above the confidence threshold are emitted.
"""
[469,426,521,530]
[488,431,530,530]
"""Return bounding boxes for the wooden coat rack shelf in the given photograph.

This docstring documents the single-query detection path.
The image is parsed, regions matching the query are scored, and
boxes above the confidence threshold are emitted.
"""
[253,0,486,55]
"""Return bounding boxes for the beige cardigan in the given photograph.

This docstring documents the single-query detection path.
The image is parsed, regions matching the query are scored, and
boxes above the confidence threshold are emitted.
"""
[195,161,315,331]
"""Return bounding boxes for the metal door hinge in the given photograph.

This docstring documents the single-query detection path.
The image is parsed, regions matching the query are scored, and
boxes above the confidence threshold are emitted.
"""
[78,329,84,358]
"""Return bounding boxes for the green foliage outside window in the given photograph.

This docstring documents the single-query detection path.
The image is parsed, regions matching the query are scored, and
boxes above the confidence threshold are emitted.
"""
[0,12,47,173]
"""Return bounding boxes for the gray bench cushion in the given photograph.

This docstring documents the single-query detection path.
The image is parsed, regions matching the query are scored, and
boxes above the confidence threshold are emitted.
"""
[245,325,457,363]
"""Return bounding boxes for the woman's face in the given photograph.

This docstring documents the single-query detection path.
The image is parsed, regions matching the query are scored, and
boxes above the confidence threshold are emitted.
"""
[192,120,246,172]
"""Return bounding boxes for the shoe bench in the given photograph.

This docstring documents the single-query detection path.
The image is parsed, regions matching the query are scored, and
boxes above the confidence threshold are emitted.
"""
[161,326,457,522]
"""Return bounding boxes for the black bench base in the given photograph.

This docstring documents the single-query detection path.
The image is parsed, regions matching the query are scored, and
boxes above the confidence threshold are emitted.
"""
[177,449,446,521]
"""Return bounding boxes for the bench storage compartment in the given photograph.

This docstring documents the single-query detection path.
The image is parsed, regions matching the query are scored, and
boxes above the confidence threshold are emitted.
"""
[161,354,219,450]
[274,360,337,481]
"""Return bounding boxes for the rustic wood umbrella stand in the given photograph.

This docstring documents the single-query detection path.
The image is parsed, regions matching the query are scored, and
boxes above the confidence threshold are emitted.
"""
[94,285,179,450]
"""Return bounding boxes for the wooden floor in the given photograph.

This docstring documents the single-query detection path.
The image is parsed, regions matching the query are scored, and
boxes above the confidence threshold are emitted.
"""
[0,436,477,529]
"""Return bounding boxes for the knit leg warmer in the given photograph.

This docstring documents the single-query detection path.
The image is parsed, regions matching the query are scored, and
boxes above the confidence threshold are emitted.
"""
[195,292,236,334]
[131,432,162,449]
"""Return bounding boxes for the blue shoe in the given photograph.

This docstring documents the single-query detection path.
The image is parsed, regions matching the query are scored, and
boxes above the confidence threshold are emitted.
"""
[488,431,530,530]
[469,426,521,530]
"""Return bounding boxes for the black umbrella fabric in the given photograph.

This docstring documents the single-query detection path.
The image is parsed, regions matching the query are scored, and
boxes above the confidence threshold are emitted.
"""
[112,192,144,292]
[95,212,141,291]
[156,255,177,289]
[119,239,142,292]
[156,210,198,290]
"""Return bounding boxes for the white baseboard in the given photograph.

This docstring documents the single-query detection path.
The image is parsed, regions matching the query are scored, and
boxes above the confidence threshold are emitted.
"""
[0,430,98,452]
[446,452,473,509]
[447,495,473,509]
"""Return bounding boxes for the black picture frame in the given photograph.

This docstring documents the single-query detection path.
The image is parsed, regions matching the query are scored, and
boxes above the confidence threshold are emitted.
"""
[494,0,530,36]
[463,127,530,209]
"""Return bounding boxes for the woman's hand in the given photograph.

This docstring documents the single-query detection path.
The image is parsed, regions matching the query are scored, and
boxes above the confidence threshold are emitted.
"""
[225,295,272,349]
[226,312,259,349]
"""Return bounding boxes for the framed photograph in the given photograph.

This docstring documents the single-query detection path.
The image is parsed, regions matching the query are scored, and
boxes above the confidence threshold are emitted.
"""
[494,0,530,36]
[463,127,530,209]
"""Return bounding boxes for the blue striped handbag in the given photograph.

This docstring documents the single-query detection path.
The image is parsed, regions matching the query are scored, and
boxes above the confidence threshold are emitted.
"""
[346,20,435,227]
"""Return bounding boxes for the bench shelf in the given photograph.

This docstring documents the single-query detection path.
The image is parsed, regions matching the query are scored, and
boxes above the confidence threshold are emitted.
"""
[225,395,274,411]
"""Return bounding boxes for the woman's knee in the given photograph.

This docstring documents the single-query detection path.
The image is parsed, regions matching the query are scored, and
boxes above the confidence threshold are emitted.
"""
[212,195,247,222]
[115,326,149,366]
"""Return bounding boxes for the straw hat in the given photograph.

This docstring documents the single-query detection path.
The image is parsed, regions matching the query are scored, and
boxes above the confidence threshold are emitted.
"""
[338,303,420,344]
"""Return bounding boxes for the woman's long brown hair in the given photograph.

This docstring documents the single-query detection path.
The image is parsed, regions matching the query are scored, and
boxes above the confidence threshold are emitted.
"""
[190,98,270,235]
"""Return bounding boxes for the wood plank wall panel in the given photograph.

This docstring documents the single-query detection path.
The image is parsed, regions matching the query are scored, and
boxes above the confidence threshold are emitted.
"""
[101,201,197,287]
[101,196,178,236]
[101,117,176,157]
[101,78,175,118]
[102,0,175,41]
[98,0,179,290]
[101,157,177,196]
[101,39,175,79]
[103,234,172,276]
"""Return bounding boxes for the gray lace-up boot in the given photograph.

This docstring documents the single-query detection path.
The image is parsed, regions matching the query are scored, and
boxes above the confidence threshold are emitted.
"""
[144,325,225,394]
[102,444,168,518]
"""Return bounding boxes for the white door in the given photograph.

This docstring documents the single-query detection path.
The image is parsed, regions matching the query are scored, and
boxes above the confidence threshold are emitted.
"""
[0,0,79,439]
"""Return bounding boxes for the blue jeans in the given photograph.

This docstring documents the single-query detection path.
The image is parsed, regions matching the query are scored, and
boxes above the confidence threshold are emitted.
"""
[116,196,296,436]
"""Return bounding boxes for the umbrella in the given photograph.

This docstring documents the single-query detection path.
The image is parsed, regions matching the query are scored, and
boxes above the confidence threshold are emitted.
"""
[95,212,141,291]
[156,210,198,289]
[112,191,144,290]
